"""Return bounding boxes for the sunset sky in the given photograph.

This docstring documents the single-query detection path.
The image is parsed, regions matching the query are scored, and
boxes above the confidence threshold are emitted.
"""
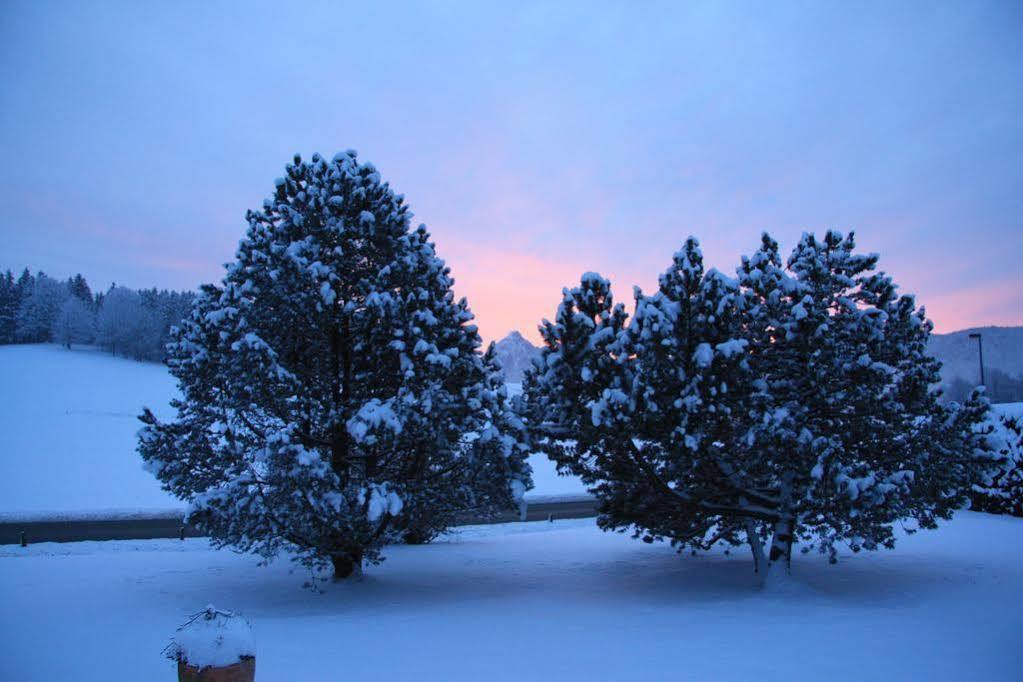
[2,1,1021,344]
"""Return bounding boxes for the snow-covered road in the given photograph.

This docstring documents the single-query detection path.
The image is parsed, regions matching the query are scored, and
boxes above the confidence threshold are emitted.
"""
[2,513,1021,681]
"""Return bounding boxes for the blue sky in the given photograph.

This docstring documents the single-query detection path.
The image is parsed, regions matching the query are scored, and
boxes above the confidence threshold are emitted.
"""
[1,0,1020,342]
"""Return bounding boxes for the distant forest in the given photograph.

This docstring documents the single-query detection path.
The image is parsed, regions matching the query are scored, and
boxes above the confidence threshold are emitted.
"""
[944,369,1023,405]
[0,268,193,362]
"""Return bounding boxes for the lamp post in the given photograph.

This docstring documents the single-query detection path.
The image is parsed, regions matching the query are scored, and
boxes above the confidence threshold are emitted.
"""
[968,332,985,388]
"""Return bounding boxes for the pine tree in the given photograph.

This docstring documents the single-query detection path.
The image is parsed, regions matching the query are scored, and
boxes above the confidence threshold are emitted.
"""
[15,269,34,298]
[525,240,762,566]
[68,274,93,305]
[970,410,1023,516]
[400,342,533,543]
[138,151,530,579]
[0,270,17,344]
[96,286,145,357]
[526,231,993,584]
[736,231,991,578]
[15,273,67,343]
[524,271,628,446]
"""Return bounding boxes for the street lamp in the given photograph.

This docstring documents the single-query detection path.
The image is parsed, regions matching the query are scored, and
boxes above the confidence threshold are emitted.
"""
[968,332,985,388]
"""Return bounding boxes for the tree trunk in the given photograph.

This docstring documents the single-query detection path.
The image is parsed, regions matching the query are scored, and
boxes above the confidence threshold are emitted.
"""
[331,550,363,580]
[760,513,797,589]
[767,517,793,570]
[744,519,766,574]
[761,472,795,587]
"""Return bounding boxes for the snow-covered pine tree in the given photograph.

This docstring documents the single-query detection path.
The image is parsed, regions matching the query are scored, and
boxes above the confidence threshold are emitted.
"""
[96,286,145,357]
[401,342,534,543]
[737,231,990,580]
[523,271,628,480]
[616,240,764,561]
[138,151,530,579]
[526,231,992,584]
[15,273,67,343]
[52,295,95,348]
[525,240,763,562]
[67,274,92,305]
[15,269,34,296]
[970,409,1023,517]
[0,270,18,344]
[134,289,174,361]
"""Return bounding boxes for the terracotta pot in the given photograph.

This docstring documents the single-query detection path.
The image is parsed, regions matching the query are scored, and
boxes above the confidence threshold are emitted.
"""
[177,656,255,682]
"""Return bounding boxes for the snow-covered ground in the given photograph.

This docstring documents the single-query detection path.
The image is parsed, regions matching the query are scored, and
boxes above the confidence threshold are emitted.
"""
[1,512,1021,681]
[0,344,178,514]
[996,401,1023,420]
[0,345,584,515]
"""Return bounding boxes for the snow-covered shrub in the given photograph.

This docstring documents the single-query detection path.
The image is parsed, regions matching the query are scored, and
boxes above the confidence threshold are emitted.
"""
[525,231,994,583]
[971,413,1023,516]
[139,152,530,579]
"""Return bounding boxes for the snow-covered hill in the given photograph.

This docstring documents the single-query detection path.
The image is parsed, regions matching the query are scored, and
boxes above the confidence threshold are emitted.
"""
[492,331,541,382]
[0,344,180,514]
[929,326,1023,384]
[0,345,582,514]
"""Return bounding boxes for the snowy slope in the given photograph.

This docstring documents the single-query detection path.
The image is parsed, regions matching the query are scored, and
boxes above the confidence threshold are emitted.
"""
[1,513,1021,681]
[0,344,180,513]
[929,326,1023,384]
[0,345,584,514]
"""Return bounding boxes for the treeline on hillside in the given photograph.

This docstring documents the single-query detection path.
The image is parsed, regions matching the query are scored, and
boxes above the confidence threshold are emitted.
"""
[0,269,193,361]
[945,370,1023,405]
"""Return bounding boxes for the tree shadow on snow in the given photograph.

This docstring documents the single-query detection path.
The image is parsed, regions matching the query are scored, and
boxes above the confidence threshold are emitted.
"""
[174,534,992,619]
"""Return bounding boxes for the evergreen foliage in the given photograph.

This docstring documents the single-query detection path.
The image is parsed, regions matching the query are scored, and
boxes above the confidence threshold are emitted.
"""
[95,285,193,361]
[524,231,994,582]
[0,266,190,359]
[15,273,67,343]
[138,151,530,579]
[67,274,93,305]
[970,412,1023,517]
[0,270,19,344]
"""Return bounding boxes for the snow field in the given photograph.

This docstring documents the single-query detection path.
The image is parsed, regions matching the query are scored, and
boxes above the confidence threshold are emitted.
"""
[0,345,585,514]
[1,513,1021,681]
[0,344,178,513]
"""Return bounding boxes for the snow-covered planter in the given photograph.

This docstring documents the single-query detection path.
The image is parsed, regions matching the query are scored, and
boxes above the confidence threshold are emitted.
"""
[167,606,255,682]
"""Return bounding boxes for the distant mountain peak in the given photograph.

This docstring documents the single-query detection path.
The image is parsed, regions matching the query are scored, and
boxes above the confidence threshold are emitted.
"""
[493,330,541,383]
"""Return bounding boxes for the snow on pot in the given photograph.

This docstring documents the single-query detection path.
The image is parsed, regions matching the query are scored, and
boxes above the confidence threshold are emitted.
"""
[167,605,256,682]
